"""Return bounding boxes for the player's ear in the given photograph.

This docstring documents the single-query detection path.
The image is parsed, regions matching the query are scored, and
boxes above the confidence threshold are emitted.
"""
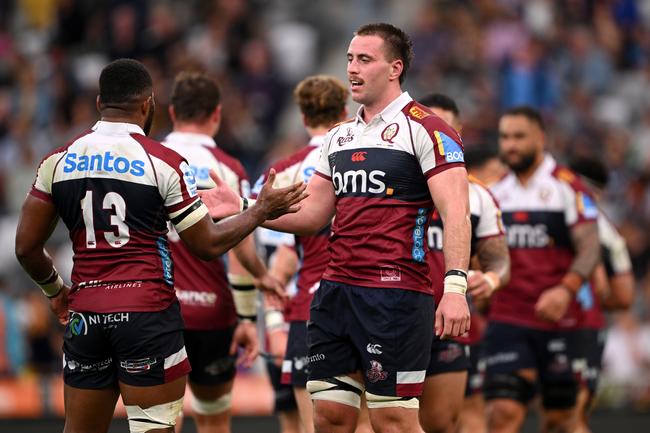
[389,59,403,82]
[169,105,176,123]
[96,95,101,113]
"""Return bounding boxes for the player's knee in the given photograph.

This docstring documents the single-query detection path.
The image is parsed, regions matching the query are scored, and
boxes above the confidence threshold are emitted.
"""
[541,381,578,410]
[125,397,184,433]
[191,392,232,416]
[484,373,535,405]
[419,404,456,433]
[486,398,524,430]
[307,376,364,408]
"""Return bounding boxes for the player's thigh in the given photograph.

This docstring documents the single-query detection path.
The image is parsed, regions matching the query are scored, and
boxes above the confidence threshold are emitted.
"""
[537,330,579,411]
[63,384,120,433]
[184,327,237,395]
[419,371,468,432]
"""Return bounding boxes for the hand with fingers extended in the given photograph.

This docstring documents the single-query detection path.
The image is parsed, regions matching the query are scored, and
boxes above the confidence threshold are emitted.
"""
[435,292,471,339]
[198,169,243,220]
[230,319,259,368]
[255,169,308,220]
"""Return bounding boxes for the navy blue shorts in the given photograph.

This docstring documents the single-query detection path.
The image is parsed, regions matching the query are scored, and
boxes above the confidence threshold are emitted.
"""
[570,328,605,394]
[308,279,434,397]
[266,358,298,412]
[281,321,309,387]
[426,336,470,376]
[484,321,577,390]
[184,326,236,386]
[63,302,190,389]
[466,341,486,396]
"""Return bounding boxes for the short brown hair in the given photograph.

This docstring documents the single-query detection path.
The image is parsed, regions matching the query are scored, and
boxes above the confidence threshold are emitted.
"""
[294,75,348,128]
[355,23,413,84]
[170,72,220,122]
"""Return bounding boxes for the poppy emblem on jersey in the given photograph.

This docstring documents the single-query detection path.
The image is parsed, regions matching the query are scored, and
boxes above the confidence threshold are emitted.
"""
[366,360,388,383]
[351,151,367,162]
[337,128,355,146]
[381,123,399,143]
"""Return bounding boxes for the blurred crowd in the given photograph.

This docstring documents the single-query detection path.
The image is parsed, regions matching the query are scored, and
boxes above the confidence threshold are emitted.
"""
[1,0,650,414]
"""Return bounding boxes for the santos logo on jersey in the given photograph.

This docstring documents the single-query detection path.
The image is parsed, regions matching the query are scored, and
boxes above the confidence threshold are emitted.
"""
[331,166,386,195]
[63,152,145,176]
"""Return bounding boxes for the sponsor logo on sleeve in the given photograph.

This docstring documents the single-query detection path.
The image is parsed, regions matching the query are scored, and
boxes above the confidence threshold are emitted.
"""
[409,106,429,120]
[433,131,464,163]
[577,192,598,219]
[180,161,198,197]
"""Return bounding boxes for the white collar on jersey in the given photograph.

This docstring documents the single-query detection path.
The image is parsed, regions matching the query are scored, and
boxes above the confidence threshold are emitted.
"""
[511,153,557,186]
[92,121,145,135]
[164,131,217,148]
[309,135,325,147]
[354,91,413,125]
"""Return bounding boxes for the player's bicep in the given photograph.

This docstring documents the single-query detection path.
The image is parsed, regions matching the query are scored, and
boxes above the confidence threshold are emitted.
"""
[15,195,59,256]
[427,167,470,222]
[302,173,337,229]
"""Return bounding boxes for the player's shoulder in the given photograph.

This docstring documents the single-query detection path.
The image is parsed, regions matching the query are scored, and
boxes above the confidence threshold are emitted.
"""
[329,117,356,132]
[271,145,315,173]
[550,163,590,193]
[132,133,186,166]
[402,101,462,143]
[469,175,502,208]
[211,146,246,174]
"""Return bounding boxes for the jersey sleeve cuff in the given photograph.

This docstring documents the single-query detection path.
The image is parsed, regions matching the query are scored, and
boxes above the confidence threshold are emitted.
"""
[29,187,53,202]
[424,162,464,180]
[314,171,331,181]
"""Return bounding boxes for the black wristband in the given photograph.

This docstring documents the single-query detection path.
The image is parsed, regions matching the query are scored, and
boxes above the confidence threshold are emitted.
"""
[242,197,249,211]
[445,269,468,280]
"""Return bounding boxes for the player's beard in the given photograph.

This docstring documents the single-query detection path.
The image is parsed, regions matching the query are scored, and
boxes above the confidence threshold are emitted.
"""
[502,148,537,174]
[143,105,155,136]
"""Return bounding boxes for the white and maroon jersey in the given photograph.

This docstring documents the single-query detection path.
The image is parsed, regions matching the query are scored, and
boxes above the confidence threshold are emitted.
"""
[577,213,633,330]
[163,132,249,330]
[489,154,598,330]
[428,176,504,344]
[30,121,207,313]
[315,92,465,294]
[253,136,330,322]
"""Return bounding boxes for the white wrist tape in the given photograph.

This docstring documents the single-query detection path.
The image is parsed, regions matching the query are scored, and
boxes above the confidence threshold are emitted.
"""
[229,273,258,319]
[35,268,64,298]
[444,274,468,296]
[265,309,286,331]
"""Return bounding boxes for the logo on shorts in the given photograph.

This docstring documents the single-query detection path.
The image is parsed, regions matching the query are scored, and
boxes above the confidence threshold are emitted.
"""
[438,344,463,363]
[307,353,326,363]
[69,312,88,336]
[380,266,401,282]
[366,344,383,355]
[366,360,388,383]
[381,123,399,143]
[120,357,158,374]
[204,357,236,376]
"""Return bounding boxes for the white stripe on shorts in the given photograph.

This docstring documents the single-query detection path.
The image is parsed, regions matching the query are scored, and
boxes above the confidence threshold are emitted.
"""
[164,346,188,369]
[396,370,426,384]
[282,360,292,373]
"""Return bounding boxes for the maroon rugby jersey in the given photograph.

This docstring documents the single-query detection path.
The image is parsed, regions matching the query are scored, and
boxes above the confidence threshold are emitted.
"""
[489,155,598,330]
[428,177,504,343]
[252,136,330,321]
[30,121,207,313]
[163,132,249,330]
[315,92,465,294]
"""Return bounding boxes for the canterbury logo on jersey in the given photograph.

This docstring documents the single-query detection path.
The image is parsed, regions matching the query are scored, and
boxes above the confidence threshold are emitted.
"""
[332,166,386,195]
[351,152,367,162]
[507,224,550,248]
[63,152,145,176]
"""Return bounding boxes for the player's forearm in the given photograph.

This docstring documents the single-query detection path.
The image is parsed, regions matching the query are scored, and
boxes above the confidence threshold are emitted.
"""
[476,236,510,289]
[270,245,299,286]
[262,206,331,236]
[15,246,55,283]
[568,221,601,281]
[602,273,635,310]
[231,235,267,279]
[441,209,471,272]
[204,206,268,259]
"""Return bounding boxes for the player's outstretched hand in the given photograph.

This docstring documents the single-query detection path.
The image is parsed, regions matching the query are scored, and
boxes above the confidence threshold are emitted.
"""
[49,286,70,325]
[230,319,259,368]
[198,169,242,220]
[254,273,288,303]
[256,169,308,220]
[535,285,572,322]
[435,292,471,339]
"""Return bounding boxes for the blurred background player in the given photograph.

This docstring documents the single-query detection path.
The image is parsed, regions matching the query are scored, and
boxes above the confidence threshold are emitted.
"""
[14,58,306,433]
[163,71,285,433]
[484,106,600,433]
[255,75,374,433]
[200,23,472,433]
[419,93,510,433]
[567,155,634,433]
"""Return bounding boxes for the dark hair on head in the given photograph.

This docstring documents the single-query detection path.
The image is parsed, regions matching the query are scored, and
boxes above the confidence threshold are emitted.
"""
[464,144,499,170]
[170,71,221,123]
[501,106,545,131]
[419,93,459,116]
[355,23,413,84]
[569,155,609,189]
[294,75,349,128]
[99,58,152,105]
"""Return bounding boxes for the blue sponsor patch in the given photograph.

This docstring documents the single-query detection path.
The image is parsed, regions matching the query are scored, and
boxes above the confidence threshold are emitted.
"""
[439,132,464,163]
[579,193,599,219]
[577,282,594,310]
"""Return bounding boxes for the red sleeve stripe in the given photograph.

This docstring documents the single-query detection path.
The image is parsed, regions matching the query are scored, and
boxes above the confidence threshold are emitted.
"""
[314,171,331,181]
[424,162,464,179]
[29,188,53,202]
[166,197,200,214]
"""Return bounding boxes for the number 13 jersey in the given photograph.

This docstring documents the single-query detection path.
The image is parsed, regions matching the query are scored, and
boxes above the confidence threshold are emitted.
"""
[29,121,208,313]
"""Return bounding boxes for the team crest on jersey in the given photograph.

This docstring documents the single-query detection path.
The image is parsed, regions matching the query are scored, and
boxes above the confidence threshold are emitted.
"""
[337,128,355,146]
[409,106,429,120]
[434,131,464,163]
[381,123,399,143]
[380,265,401,282]
[366,360,388,383]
